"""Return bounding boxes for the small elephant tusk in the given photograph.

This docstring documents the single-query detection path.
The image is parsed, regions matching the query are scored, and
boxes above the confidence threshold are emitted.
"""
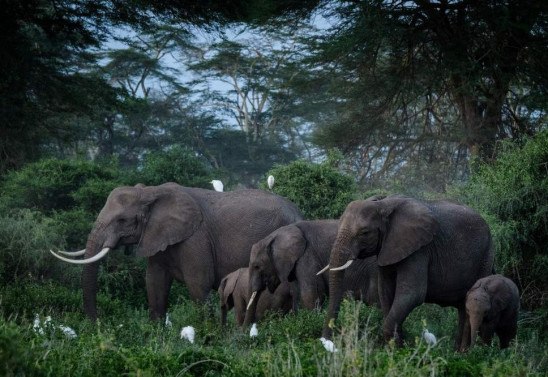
[56,248,86,257]
[330,259,354,272]
[246,291,257,311]
[49,247,110,264]
[316,264,330,276]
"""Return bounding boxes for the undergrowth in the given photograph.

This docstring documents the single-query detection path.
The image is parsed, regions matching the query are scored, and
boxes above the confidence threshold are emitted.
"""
[0,281,545,376]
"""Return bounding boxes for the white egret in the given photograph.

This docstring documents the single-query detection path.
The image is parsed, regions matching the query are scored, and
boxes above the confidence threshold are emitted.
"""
[422,329,437,346]
[58,325,77,339]
[249,323,258,338]
[33,314,44,335]
[210,180,224,192]
[267,175,275,190]
[320,337,338,353]
[180,326,196,343]
[165,313,172,328]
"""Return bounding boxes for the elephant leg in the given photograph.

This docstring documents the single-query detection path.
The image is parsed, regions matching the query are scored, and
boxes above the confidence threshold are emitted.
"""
[479,323,495,345]
[234,297,246,326]
[146,258,173,320]
[378,266,397,319]
[496,324,517,349]
[456,304,467,351]
[383,265,427,346]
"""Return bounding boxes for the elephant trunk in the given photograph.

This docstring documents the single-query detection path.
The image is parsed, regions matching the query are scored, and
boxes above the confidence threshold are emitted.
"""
[243,290,263,326]
[322,229,352,339]
[469,314,481,349]
[82,223,107,321]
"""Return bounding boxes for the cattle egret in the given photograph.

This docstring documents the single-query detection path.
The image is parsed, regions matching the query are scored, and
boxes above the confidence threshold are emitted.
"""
[422,329,437,346]
[59,325,77,339]
[180,326,195,343]
[267,175,275,190]
[165,313,172,328]
[33,314,44,335]
[249,323,258,338]
[210,180,224,192]
[320,337,338,353]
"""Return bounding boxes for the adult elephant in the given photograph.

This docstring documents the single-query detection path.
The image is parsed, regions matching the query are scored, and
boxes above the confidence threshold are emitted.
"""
[321,195,494,348]
[50,183,302,321]
[245,220,378,325]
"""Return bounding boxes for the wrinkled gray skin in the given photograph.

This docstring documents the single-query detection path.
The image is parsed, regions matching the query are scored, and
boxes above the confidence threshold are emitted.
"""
[461,274,519,351]
[218,268,292,326]
[322,195,494,348]
[79,183,302,320]
[245,220,379,325]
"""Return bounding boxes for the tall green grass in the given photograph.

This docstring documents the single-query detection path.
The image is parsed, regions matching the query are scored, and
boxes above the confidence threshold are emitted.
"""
[1,281,545,376]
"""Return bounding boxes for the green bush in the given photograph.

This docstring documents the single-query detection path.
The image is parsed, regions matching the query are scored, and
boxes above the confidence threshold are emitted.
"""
[453,131,548,309]
[138,146,214,188]
[0,158,124,214]
[0,209,79,284]
[264,158,357,219]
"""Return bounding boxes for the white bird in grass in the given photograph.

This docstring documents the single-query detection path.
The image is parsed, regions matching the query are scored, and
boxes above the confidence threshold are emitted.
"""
[249,323,258,338]
[58,325,77,339]
[164,313,172,328]
[33,314,44,335]
[267,175,275,190]
[422,329,437,346]
[320,337,338,353]
[180,326,195,343]
[210,180,224,192]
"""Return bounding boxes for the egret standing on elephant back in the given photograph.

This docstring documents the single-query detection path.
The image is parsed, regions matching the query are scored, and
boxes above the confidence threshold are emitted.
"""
[50,182,302,321]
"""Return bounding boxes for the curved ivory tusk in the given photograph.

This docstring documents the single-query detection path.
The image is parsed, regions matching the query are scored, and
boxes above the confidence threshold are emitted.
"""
[330,259,354,272]
[246,291,257,311]
[49,247,110,264]
[56,248,86,257]
[316,264,330,276]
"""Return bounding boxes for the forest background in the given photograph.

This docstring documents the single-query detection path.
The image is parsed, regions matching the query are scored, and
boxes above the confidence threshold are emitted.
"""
[0,1,546,376]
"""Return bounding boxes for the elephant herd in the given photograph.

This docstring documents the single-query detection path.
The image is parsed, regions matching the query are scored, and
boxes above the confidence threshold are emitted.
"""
[50,183,520,351]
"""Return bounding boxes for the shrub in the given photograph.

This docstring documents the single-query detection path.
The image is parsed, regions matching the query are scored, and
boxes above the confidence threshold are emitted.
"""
[264,157,357,219]
[0,158,123,214]
[138,146,214,188]
[453,131,548,309]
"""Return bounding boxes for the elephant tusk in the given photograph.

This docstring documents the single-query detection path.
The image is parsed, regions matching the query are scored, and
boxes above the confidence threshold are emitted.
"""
[49,247,110,264]
[316,264,330,276]
[56,248,86,257]
[246,291,257,311]
[330,259,354,271]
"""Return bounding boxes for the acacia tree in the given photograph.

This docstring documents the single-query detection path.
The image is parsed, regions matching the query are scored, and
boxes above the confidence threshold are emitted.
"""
[305,0,546,188]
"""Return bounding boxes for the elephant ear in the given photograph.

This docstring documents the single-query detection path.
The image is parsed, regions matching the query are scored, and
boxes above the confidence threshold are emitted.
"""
[268,226,307,283]
[137,185,202,257]
[218,270,241,306]
[377,197,438,266]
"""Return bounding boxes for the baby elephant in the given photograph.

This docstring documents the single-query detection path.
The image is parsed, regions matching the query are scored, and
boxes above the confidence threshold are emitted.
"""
[218,268,292,326]
[461,274,519,351]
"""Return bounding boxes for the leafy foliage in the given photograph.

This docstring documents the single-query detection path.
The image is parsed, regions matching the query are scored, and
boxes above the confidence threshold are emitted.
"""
[454,131,548,309]
[264,156,356,219]
[137,146,214,188]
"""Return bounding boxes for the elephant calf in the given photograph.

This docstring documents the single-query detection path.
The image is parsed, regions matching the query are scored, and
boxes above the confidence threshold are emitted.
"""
[218,268,292,326]
[461,274,520,351]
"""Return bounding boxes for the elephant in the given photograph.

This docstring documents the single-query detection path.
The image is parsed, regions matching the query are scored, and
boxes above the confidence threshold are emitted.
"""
[321,195,494,348]
[218,267,292,326]
[245,220,378,325]
[461,274,519,351]
[50,182,302,320]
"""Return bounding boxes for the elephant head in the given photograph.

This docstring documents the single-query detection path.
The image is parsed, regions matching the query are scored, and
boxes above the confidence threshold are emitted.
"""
[50,183,202,320]
[218,268,246,326]
[322,195,438,338]
[245,225,306,324]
